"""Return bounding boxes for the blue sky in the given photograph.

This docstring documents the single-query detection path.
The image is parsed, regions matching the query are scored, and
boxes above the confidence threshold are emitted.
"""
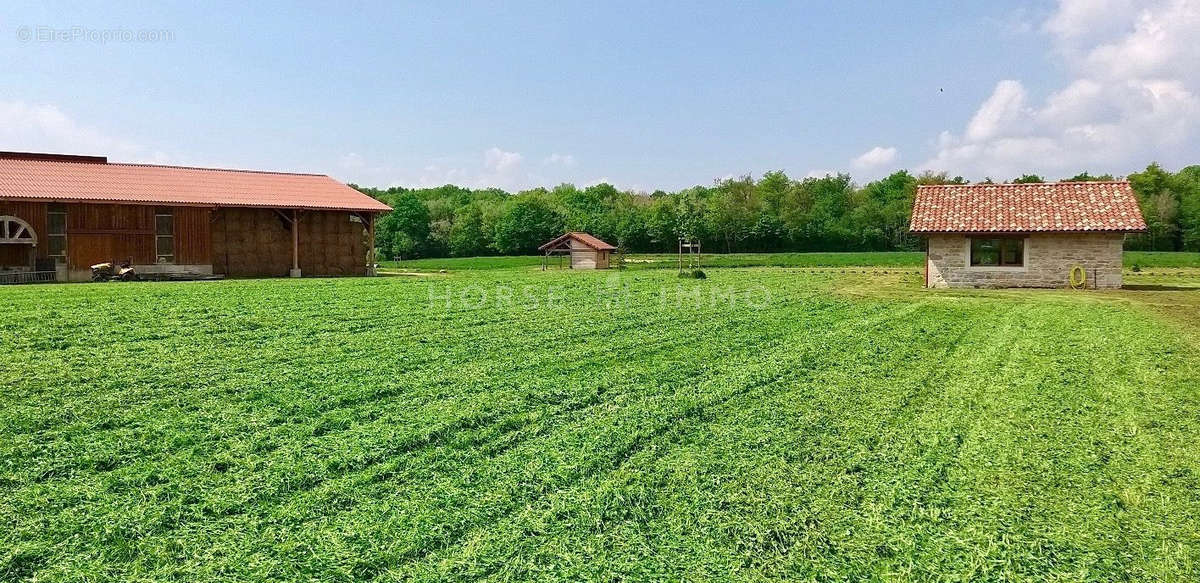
[2,1,1197,191]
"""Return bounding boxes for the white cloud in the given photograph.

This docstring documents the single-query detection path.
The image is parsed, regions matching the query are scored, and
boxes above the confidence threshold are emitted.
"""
[1081,1,1200,80]
[0,100,169,163]
[921,0,1200,180]
[1042,0,1138,43]
[483,147,523,173]
[851,146,898,169]
[964,81,1028,142]
[543,153,577,167]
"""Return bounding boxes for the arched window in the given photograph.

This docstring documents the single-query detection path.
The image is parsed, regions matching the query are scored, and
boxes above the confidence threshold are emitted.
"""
[0,216,37,245]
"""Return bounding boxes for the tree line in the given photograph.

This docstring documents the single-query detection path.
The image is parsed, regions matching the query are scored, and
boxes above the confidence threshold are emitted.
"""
[353,163,1200,259]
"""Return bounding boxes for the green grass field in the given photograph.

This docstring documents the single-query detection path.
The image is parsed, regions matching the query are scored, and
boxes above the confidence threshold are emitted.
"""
[383,251,927,271]
[3,264,1200,581]
[384,251,1200,272]
[1125,251,1200,268]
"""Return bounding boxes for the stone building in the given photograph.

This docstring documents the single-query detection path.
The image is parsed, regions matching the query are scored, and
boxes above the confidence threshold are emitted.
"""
[910,181,1147,289]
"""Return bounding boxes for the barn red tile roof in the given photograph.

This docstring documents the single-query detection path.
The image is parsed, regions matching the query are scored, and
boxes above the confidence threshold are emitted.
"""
[0,152,391,212]
[538,232,617,251]
[910,181,1146,234]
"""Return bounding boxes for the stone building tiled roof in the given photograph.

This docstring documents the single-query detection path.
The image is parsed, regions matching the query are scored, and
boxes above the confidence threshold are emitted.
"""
[910,181,1147,234]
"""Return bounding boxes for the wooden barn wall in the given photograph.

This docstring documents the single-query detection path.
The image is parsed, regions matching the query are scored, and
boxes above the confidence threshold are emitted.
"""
[65,204,155,268]
[66,234,153,269]
[47,203,212,269]
[0,244,29,266]
[67,203,154,233]
[173,207,212,265]
[0,201,48,262]
[211,208,368,277]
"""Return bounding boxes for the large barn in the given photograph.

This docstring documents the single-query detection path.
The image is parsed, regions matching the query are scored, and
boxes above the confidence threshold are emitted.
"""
[910,181,1147,289]
[0,152,390,282]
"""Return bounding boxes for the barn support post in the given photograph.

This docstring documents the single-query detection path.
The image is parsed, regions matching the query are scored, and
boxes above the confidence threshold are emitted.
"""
[289,209,301,278]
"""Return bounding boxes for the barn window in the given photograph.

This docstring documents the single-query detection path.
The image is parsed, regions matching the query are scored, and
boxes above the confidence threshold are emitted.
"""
[970,237,1023,267]
[47,204,67,262]
[155,208,174,264]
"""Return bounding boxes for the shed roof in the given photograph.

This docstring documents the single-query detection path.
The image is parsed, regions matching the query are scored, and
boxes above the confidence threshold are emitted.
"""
[538,232,617,251]
[910,181,1146,234]
[0,152,391,212]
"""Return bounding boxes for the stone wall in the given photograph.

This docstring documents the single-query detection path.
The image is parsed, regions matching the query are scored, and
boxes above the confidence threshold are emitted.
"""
[926,233,1125,289]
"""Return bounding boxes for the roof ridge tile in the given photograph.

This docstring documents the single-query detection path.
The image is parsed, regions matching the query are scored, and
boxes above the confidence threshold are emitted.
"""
[106,161,328,177]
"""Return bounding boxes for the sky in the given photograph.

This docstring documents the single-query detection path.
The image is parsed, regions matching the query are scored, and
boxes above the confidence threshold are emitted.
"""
[1,0,1198,192]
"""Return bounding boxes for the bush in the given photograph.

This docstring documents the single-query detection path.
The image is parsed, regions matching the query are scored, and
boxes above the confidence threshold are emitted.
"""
[678,269,707,279]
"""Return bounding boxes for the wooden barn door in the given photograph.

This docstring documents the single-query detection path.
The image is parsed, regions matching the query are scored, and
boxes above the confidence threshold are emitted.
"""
[65,204,155,269]
[67,234,114,269]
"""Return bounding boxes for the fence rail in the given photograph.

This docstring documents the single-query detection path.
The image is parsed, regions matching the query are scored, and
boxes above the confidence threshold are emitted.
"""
[0,271,57,285]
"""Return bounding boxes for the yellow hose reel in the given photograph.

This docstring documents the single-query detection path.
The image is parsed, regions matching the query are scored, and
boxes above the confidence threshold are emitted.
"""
[1069,265,1087,289]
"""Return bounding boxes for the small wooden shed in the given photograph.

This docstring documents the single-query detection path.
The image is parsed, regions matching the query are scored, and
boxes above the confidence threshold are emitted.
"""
[538,232,616,270]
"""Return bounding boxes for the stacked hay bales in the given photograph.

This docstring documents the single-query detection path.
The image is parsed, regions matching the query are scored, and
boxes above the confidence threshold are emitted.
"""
[212,209,367,277]
[299,211,366,276]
